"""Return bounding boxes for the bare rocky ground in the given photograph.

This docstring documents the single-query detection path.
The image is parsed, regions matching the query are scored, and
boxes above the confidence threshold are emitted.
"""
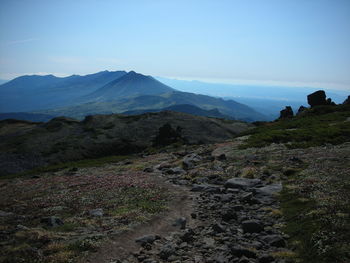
[1,136,349,263]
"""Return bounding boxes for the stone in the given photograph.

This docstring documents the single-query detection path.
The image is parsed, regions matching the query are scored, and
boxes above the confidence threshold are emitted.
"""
[233,205,244,211]
[225,178,262,190]
[135,234,160,245]
[261,235,286,247]
[0,210,14,217]
[166,167,185,175]
[41,216,64,227]
[240,192,253,202]
[180,228,195,242]
[89,208,104,217]
[222,210,237,222]
[259,254,275,263]
[173,217,187,229]
[297,106,307,115]
[212,223,226,233]
[217,154,227,161]
[343,95,350,105]
[231,246,257,258]
[307,90,327,107]
[143,167,154,173]
[279,106,294,119]
[253,183,282,196]
[242,220,264,233]
[183,153,202,170]
[191,184,221,193]
[159,243,176,260]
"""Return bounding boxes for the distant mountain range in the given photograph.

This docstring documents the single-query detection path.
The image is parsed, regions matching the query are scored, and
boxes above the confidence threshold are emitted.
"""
[0,71,267,122]
[156,77,349,119]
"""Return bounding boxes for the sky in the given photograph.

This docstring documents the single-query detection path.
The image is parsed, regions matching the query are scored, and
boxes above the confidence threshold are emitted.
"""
[0,0,349,91]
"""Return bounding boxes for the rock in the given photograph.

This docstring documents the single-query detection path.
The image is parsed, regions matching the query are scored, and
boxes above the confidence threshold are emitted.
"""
[166,167,185,175]
[212,223,226,233]
[233,205,244,211]
[89,208,104,217]
[41,216,64,227]
[225,178,261,190]
[183,154,202,169]
[307,90,327,107]
[191,184,221,193]
[240,192,253,202]
[173,217,187,229]
[222,210,237,222]
[259,254,275,263]
[0,210,14,217]
[159,243,176,260]
[16,224,29,230]
[343,95,350,105]
[191,213,197,219]
[279,106,294,119]
[135,234,160,246]
[242,220,264,233]
[219,194,233,202]
[143,167,154,173]
[297,106,307,115]
[217,154,227,161]
[255,183,282,195]
[261,235,286,247]
[180,228,195,242]
[231,245,257,258]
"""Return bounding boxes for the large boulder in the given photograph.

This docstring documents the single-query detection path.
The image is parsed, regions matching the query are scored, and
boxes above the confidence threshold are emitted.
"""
[279,106,294,119]
[296,106,307,115]
[343,95,350,105]
[307,90,327,107]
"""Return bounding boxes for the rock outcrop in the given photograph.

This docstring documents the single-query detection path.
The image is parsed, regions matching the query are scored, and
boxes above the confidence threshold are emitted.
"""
[279,106,294,119]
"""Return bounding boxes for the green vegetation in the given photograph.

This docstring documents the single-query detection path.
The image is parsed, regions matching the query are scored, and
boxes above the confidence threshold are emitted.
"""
[280,166,350,262]
[240,105,350,149]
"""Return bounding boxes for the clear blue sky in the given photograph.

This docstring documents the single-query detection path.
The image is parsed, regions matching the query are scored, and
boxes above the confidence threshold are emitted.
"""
[0,0,349,90]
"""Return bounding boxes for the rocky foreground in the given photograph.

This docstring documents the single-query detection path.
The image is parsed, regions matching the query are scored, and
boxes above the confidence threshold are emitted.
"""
[1,136,349,263]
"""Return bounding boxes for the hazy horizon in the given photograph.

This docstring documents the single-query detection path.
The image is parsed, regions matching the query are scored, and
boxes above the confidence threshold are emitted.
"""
[1,0,350,91]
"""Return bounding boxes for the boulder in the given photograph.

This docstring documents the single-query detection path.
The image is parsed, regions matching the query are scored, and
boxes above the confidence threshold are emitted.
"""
[343,95,350,105]
[242,219,264,233]
[279,106,294,119]
[307,90,327,107]
[296,106,307,115]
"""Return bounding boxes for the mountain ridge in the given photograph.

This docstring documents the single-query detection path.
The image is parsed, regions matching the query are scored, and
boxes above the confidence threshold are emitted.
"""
[0,70,267,121]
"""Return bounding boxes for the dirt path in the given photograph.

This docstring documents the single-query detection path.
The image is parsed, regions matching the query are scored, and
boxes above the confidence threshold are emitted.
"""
[82,175,196,263]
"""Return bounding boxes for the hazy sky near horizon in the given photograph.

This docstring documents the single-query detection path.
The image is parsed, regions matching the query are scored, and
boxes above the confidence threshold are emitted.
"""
[0,0,349,90]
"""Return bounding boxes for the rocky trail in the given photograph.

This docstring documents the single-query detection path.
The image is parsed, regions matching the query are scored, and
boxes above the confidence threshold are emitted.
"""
[2,136,348,263]
[85,138,296,263]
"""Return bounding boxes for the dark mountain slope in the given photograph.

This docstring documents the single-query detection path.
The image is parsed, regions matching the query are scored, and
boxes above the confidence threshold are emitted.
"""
[122,104,231,119]
[85,71,174,101]
[0,111,252,176]
[37,91,267,121]
[0,70,126,112]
